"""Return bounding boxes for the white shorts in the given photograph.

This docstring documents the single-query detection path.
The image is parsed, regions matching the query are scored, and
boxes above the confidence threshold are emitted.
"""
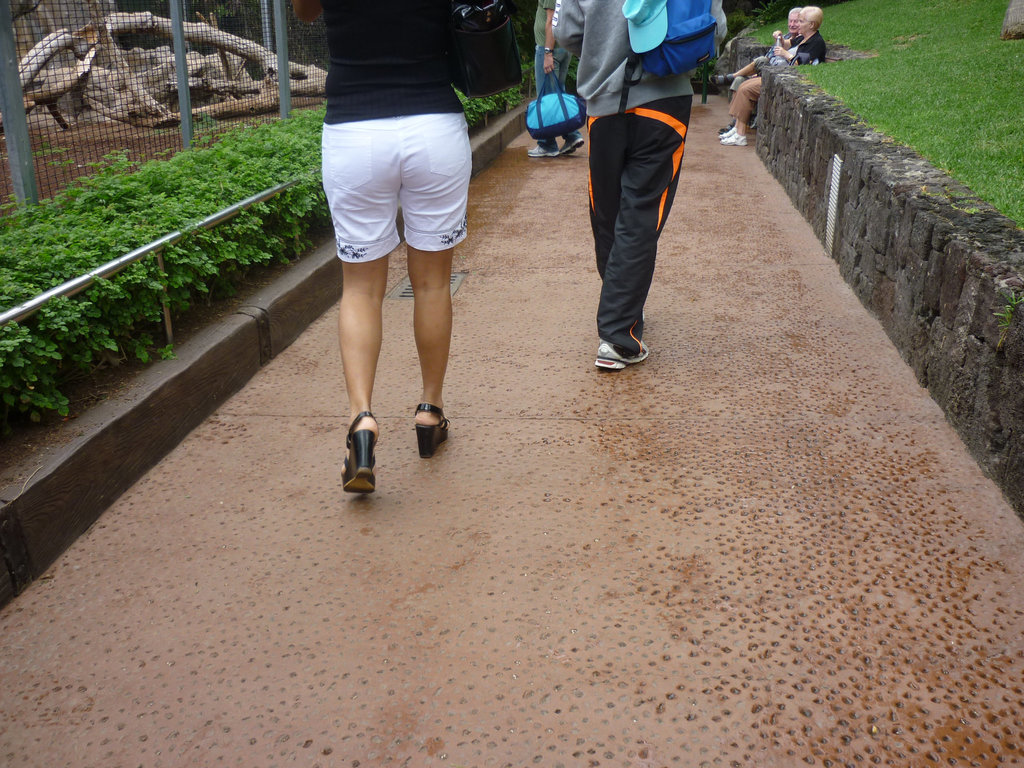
[322,113,472,263]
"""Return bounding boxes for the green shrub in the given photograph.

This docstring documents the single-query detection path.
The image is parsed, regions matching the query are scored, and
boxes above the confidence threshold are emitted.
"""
[726,11,755,41]
[0,107,331,431]
[457,85,526,126]
[754,0,853,25]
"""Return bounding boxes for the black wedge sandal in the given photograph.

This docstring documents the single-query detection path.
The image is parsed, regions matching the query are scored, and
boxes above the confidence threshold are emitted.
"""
[343,411,376,493]
[415,403,449,458]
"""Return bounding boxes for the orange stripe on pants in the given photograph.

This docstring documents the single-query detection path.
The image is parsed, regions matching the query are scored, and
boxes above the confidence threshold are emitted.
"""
[625,107,688,230]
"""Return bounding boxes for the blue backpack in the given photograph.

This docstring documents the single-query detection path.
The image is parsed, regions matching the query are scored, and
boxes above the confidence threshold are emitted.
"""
[637,0,718,77]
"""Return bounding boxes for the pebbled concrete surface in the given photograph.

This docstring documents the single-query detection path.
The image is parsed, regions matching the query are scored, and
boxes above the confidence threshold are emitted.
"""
[2,96,1023,767]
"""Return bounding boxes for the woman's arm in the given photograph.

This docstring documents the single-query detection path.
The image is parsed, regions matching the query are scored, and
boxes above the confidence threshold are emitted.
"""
[292,0,322,23]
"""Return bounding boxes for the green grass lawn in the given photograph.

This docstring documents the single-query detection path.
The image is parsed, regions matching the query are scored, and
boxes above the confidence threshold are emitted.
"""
[754,0,1024,225]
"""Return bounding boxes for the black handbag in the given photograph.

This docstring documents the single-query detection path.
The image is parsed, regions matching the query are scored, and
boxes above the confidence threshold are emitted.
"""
[449,0,523,98]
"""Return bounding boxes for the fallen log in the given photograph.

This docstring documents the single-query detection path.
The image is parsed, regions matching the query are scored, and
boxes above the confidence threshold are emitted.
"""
[103,11,326,87]
[12,11,326,130]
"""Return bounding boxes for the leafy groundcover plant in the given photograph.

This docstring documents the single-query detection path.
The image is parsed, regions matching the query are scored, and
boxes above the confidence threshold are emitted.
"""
[0,107,329,432]
[0,87,523,435]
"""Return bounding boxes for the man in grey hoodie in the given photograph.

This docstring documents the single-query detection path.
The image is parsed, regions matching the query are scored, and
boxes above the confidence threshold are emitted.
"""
[554,0,725,370]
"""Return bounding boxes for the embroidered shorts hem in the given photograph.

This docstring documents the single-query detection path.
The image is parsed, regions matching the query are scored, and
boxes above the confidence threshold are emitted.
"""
[405,215,469,253]
[322,113,472,264]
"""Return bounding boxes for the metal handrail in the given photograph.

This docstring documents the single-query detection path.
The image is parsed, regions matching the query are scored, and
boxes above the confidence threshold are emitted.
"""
[0,177,307,342]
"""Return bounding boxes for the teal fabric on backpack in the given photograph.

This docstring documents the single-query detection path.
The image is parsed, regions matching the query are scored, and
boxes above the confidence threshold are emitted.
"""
[634,0,717,77]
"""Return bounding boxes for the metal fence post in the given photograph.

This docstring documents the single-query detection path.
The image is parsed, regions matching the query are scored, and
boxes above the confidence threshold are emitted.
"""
[260,0,274,50]
[0,0,39,206]
[169,0,194,148]
[274,0,291,119]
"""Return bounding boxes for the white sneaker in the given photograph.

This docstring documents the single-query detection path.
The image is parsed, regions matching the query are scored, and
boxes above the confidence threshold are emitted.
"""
[720,133,748,146]
[528,145,560,158]
[595,340,650,371]
[719,127,736,140]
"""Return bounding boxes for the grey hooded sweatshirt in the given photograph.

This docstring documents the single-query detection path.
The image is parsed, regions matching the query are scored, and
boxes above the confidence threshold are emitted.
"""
[554,0,726,117]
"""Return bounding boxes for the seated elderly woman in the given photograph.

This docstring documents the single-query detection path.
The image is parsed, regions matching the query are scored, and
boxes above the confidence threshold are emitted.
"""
[720,5,826,147]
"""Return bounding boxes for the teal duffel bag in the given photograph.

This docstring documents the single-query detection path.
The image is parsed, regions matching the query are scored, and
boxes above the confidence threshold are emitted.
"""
[526,73,587,141]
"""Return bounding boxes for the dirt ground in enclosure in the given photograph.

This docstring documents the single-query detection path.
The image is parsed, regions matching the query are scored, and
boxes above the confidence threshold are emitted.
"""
[1,98,324,206]
[1,118,182,205]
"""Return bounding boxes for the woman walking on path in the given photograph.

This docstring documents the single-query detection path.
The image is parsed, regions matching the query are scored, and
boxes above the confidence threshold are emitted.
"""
[292,0,472,493]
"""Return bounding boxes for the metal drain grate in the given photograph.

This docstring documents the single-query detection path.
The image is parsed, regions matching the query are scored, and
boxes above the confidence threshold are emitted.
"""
[825,153,843,256]
[387,271,467,299]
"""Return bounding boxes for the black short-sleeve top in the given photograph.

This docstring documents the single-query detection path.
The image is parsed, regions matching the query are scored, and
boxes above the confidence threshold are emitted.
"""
[321,0,463,124]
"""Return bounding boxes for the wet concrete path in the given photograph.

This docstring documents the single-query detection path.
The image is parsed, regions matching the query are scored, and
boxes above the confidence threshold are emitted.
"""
[2,96,1024,767]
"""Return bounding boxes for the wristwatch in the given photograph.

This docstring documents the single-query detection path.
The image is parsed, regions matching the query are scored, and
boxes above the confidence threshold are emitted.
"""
[543,47,554,54]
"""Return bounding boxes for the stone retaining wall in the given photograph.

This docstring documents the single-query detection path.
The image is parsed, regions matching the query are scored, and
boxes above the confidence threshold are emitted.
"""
[723,44,1024,515]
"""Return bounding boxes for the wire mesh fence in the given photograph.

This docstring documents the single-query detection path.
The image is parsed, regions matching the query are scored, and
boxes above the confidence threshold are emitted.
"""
[2,0,328,210]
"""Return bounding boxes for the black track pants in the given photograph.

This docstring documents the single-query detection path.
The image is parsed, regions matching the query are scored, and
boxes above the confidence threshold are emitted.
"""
[587,95,691,353]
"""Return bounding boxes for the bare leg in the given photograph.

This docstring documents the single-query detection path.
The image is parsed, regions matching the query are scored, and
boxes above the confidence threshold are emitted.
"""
[338,257,390,436]
[407,244,454,426]
[734,120,748,137]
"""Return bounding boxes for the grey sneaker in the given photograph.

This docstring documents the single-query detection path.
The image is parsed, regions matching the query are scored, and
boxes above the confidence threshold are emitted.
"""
[560,136,585,155]
[528,145,560,158]
[595,340,649,371]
